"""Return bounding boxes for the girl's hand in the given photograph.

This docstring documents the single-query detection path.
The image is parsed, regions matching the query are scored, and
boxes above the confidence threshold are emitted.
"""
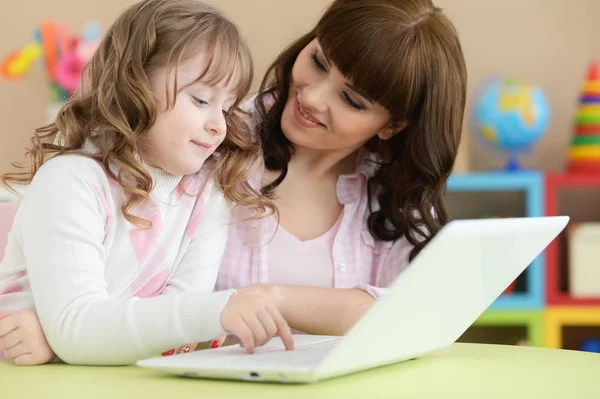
[208,335,227,349]
[220,289,294,354]
[161,343,199,356]
[0,310,56,366]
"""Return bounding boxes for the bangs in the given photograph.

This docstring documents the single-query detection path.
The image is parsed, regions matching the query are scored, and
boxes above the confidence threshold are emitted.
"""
[316,5,423,121]
[164,19,253,108]
[191,23,253,104]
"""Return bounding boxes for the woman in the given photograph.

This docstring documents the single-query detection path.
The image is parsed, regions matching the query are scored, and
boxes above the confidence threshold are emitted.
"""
[1,0,466,363]
[217,0,467,336]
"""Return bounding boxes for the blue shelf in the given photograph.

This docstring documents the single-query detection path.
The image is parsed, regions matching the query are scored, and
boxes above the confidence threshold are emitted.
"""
[446,171,545,309]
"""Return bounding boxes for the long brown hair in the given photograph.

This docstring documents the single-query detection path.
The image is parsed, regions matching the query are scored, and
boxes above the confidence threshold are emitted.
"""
[256,0,467,260]
[1,0,273,227]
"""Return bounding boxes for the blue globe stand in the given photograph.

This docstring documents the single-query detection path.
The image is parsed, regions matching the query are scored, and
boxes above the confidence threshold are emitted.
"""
[505,152,523,172]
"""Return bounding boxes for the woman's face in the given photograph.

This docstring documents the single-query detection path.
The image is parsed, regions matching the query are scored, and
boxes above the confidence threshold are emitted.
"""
[280,39,401,154]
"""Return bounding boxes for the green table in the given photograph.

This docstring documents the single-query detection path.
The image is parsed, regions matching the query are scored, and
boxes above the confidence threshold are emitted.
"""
[2,343,599,398]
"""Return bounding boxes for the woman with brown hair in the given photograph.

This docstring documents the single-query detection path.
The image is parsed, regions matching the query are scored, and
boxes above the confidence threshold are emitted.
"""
[216,0,467,337]
[0,0,467,363]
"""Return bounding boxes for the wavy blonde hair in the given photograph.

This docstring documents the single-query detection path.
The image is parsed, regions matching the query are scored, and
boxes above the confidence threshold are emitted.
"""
[1,0,274,227]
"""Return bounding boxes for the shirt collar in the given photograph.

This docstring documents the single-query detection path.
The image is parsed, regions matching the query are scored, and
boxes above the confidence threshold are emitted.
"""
[337,148,381,205]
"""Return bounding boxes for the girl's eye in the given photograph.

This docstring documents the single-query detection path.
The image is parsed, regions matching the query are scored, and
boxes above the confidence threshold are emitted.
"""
[192,96,207,107]
[311,51,327,72]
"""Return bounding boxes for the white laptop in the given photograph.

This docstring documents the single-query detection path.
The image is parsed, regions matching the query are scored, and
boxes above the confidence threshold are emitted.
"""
[137,216,569,384]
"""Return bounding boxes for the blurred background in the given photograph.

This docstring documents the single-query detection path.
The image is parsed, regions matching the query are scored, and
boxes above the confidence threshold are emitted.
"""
[1,0,600,353]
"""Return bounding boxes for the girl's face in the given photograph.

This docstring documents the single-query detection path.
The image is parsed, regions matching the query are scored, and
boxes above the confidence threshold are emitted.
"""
[280,39,402,155]
[141,49,238,176]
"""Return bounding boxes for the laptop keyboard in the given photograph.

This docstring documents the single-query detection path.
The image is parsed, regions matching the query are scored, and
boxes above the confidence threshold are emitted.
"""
[226,338,337,368]
[187,337,340,370]
[139,336,343,375]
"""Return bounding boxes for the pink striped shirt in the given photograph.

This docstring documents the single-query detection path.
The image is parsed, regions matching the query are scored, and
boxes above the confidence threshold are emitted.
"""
[215,98,414,298]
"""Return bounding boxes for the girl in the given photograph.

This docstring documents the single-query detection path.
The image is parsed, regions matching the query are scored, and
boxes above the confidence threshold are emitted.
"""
[2,0,467,361]
[0,0,293,366]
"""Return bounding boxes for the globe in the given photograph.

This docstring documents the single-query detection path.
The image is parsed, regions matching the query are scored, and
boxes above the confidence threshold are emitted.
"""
[471,77,551,170]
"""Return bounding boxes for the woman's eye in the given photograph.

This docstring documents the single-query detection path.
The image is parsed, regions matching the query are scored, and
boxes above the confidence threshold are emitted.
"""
[311,52,327,72]
[342,92,365,110]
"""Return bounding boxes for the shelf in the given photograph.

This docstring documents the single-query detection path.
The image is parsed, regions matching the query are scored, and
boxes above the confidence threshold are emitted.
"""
[544,307,600,350]
[545,173,600,306]
[490,290,543,310]
[476,310,543,347]
[445,171,600,351]
[459,310,543,347]
[446,171,545,309]
[447,171,544,218]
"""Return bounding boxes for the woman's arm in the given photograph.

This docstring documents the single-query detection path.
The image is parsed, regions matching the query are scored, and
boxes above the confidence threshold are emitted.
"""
[248,236,413,336]
[354,234,414,300]
[244,285,375,336]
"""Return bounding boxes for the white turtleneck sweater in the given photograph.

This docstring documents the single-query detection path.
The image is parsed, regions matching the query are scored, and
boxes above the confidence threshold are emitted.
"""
[0,151,234,365]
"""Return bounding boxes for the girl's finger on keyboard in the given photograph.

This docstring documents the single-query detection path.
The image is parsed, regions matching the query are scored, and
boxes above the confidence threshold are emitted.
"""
[257,310,278,344]
[267,305,294,351]
[234,321,256,354]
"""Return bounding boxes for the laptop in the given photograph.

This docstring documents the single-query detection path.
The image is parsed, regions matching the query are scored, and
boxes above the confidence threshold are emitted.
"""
[137,216,569,384]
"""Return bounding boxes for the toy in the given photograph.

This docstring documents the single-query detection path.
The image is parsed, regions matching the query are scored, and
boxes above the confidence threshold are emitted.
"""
[471,76,550,171]
[567,61,600,173]
[0,20,102,103]
[579,337,600,352]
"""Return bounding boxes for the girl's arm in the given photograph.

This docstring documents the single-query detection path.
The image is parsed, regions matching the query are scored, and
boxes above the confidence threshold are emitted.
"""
[160,186,230,295]
[20,158,233,365]
[156,187,230,355]
[0,310,56,365]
